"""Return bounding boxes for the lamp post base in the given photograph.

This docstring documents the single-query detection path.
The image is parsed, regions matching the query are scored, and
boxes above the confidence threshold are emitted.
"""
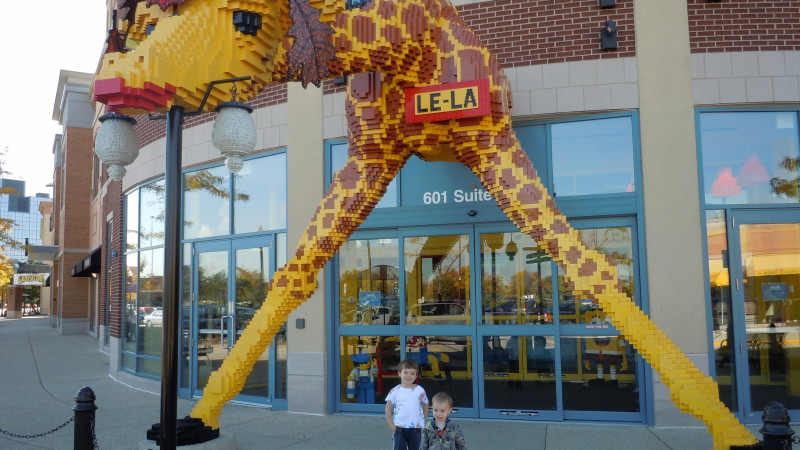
[145,416,219,447]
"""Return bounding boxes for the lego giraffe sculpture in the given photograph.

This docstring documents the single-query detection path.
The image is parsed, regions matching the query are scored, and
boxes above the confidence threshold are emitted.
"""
[94,0,755,447]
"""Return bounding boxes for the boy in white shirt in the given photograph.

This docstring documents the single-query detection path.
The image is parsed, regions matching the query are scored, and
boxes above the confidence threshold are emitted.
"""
[385,358,429,450]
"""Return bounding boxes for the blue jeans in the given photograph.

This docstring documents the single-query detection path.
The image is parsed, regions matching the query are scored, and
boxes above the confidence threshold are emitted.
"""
[393,427,421,450]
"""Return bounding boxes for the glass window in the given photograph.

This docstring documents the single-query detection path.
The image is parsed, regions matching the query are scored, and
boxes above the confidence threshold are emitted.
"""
[408,335,472,408]
[340,335,399,405]
[339,238,400,326]
[234,153,287,233]
[125,189,139,251]
[700,111,800,205]
[404,235,470,325]
[138,248,164,357]
[557,226,634,324]
[483,335,555,411]
[124,253,138,353]
[140,180,165,248]
[480,232,553,325]
[560,334,640,412]
[551,116,635,197]
[183,166,231,239]
[330,142,398,208]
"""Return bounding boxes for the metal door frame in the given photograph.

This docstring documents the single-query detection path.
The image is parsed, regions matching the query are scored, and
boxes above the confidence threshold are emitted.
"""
[724,208,800,422]
[188,236,275,404]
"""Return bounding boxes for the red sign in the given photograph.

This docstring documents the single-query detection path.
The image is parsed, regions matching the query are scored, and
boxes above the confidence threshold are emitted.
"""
[405,79,490,123]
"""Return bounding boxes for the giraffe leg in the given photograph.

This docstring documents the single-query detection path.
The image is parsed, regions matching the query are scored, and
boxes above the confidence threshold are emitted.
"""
[451,121,756,449]
[191,72,410,429]
[190,149,409,429]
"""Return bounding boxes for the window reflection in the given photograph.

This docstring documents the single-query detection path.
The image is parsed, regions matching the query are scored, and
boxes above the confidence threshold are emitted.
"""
[124,253,138,352]
[184,166,231,239]
[339,238,400,326]
[706,210,737,410]
[558,227,634,324]
[700,111,800,205]
[140,180,165,248]
[480,232,553,325]
[125,189,139,251]
[234,154,287,233]
[330,142,397,208]
[404,235,470,325]
[138,248,164,357]
[551,117,635,196]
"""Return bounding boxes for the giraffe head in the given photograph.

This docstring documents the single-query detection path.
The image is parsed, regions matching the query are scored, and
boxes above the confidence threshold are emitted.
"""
[94,0,292,115]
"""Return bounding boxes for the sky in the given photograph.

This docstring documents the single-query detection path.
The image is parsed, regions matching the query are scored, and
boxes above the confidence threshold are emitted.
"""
[0,3,108,197]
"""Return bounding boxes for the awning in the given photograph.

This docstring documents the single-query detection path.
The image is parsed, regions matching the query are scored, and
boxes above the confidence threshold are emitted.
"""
[27,245,58,262]
[71,247,102,277]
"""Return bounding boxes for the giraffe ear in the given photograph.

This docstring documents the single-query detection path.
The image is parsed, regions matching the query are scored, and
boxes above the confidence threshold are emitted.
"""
[146,0,184,11]
[286,0,337,88]
[233,11,263,36]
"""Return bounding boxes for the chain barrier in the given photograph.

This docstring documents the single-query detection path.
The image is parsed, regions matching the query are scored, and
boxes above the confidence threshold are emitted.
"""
[0,415,74,439]
[91,413,99,449]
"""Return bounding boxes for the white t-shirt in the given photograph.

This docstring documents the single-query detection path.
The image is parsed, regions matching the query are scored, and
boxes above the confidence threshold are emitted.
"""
[386,384,428,428]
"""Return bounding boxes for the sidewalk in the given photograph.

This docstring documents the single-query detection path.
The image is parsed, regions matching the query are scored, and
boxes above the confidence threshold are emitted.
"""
[0,316,747,449]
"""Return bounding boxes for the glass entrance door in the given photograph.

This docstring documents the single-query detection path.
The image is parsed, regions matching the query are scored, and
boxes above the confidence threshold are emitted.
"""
[191,237,275,404]
[476,222,643,422]
[711,210,800,421]
[336,221,645,422]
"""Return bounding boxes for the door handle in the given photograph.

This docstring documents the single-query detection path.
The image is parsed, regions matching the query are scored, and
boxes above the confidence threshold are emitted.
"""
[221,315,234,350]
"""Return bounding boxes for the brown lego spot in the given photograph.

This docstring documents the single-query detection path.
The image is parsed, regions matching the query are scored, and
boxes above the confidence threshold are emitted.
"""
[338,161,361,189]
[322,212,335,229]
[517,184,542,205]
[377,0,396,20]
[593,285,605,295]
[601,271,614,281]
[552,219,569,235]
[306,224,318,240]
[500,167,518,190]
[382,24,404,50]
[441,56,458,83]
[578,259,597,277]
[566,246,581,264]
[343,192,367,213]
[352,15,376,44]
[458,49,487,81]
[402,2,429,40]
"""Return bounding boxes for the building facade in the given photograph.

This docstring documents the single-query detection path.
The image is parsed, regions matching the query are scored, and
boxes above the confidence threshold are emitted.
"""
[0,179,49,264]
[70,0,800,429]
[50,70,105,335]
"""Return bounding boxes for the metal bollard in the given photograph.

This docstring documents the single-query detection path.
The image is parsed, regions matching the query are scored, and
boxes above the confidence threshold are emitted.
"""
[760,401,795,450]
[74,386,97,450]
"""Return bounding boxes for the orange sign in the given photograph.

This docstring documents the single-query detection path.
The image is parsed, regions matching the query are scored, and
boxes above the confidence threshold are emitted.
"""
[405,79,490,123]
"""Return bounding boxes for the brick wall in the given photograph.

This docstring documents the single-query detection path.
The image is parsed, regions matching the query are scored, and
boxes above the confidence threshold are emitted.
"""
[458,0,635,66]
[58,126,95,320]
[60,127,93,249]
[101,180,123,338]
[688,0,800,53]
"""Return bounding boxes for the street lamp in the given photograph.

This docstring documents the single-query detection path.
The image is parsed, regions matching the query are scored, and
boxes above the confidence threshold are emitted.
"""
[94,76,254,449]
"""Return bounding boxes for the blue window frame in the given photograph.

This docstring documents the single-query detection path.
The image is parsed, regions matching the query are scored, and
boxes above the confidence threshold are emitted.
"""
[698,110,799,206]
[327,112,648,422]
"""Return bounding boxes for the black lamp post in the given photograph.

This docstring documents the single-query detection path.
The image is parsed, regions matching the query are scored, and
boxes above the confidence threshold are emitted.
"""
[95,76,253,449]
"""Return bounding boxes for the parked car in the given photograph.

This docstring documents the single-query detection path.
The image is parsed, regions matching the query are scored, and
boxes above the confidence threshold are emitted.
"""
[144,309,163,327]
[406,302,467,325]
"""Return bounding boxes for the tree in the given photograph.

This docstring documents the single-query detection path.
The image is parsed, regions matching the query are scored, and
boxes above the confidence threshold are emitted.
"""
[0,147,24,253]
[770,157,800,199]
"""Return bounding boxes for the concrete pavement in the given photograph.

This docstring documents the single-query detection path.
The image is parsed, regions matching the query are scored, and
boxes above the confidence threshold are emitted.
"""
[0,316,757,449]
